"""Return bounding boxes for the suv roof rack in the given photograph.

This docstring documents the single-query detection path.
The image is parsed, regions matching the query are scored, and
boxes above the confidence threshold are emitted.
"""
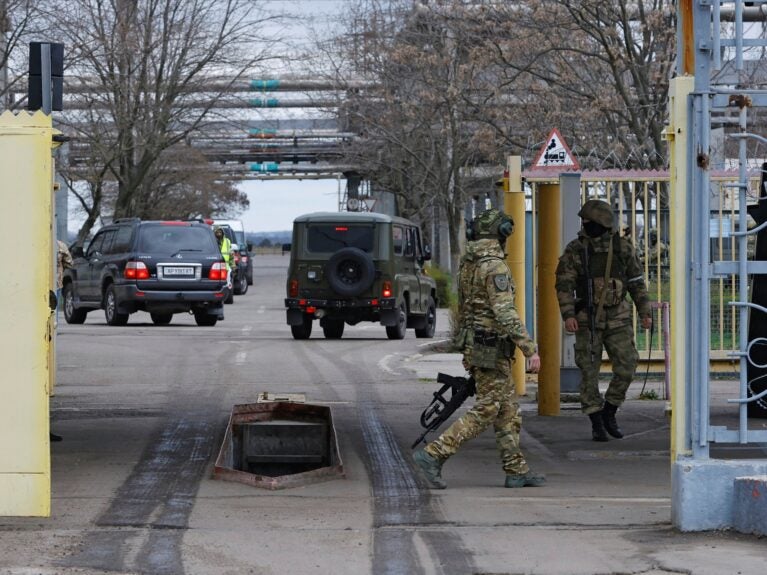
[113,217,140,224]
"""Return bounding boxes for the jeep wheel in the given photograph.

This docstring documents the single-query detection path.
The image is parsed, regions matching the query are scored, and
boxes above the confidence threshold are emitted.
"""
[104,285,129,326]
[291,314,313,339]
[322,319,344,339]
[151,313,173,325]
[63,283,87,324]
[326,247,375,297]
[415,297,436,338]
[194,311,218,327]
[386,301,407,340]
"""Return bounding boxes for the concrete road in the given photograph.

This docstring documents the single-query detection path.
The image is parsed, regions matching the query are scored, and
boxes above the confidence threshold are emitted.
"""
[0,254,764,575]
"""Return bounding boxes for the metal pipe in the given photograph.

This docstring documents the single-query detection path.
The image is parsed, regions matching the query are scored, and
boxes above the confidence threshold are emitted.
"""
[696,93,712,452]
[737,104,750,442]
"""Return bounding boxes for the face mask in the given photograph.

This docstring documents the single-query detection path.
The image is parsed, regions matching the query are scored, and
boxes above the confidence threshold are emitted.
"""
[583,221,609,237]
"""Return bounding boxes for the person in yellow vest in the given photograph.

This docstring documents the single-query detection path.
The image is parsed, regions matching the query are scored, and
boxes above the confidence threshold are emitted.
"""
[214,226,234,268]
[214,226,235,295]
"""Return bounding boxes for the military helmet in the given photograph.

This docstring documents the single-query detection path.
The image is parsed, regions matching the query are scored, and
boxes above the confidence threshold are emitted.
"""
[467,208,514,241]
[577,199,614,229]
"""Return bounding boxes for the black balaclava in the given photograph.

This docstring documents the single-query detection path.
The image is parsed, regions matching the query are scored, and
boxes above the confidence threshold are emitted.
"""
[583,221,609,238]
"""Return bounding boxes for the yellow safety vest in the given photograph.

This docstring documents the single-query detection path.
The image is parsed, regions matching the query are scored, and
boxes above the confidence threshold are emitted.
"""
[218,237,232,267]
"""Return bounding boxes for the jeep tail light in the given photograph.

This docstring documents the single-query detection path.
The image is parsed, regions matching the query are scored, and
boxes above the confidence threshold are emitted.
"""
[382,281,392,298]
[125,261,150,280]
[241,255,248,264]
[208,262,228,281]
[289,279,299,297]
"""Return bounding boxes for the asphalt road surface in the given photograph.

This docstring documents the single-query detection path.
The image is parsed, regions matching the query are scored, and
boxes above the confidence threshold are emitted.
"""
[0,254,765,575]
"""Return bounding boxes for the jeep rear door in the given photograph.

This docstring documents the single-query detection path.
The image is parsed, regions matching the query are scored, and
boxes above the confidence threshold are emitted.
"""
[413,227,432,308]
[395,225,422,313]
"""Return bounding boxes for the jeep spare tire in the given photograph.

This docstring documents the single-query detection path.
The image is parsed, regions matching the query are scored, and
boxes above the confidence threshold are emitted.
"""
[325,247,375,297]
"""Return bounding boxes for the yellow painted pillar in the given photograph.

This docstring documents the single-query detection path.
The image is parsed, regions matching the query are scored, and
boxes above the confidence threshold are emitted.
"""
[666,76,694,461]
[537,183,561,415]
[505,156,527,396]
[0,111,57,516]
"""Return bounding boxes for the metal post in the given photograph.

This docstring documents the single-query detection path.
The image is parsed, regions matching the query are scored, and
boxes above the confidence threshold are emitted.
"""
[537,183,561,415]
[505,156,526,396]
[0,111,57,516]
[667,75,695,460]
[559,173,581,393]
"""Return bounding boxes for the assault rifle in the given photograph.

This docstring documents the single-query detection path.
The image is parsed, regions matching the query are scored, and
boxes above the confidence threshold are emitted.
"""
[581,241,597,365]
[411,372,476,449]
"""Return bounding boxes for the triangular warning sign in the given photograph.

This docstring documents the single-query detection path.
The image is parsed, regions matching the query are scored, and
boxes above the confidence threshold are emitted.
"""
[531,128,580,170]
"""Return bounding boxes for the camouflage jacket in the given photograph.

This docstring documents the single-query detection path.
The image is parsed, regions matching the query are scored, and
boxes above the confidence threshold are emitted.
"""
[555,231,651,328]
[457,238,537,357]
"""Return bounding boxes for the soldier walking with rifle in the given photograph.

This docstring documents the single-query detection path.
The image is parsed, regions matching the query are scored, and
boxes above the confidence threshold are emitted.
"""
[413,208,543,489]
[555,200,652,442]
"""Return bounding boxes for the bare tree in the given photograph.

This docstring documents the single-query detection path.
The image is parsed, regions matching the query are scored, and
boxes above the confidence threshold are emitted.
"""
[0,0,49,111]
[477,0,675,174]
[49,0,278,240]
[328,0,513,271]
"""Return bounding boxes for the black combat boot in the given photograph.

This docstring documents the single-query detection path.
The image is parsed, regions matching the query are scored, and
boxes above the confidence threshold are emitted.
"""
[589,412,608,442]
[601,402,624,438]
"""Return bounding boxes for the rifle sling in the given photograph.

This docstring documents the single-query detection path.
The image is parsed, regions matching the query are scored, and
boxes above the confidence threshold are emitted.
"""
[594,233,615,325]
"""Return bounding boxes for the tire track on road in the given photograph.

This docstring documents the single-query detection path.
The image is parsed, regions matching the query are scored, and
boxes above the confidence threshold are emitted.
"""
[296,341,475,575]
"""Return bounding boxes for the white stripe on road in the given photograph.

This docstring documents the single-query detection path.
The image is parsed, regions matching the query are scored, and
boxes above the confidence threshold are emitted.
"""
[236,351,247,365]
[241,325,253,335]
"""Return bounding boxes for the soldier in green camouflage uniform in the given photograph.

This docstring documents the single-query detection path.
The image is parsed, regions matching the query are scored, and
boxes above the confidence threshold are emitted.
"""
[555,200,652,442]
[414,209,544,489]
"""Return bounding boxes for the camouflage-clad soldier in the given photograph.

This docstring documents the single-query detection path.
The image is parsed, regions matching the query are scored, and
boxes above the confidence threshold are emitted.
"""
[413,208,543,489]
[555,199,652,441]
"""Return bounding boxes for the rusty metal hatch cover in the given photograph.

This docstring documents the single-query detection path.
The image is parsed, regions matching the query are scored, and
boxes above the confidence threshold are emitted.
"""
[213,402,345,490]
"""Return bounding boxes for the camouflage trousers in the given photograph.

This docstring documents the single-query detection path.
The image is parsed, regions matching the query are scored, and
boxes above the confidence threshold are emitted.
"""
[574,321,639,414]
[424,358,528,475]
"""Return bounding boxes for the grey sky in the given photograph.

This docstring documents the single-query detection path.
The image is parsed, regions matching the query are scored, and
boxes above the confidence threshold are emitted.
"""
[236,0,348,233]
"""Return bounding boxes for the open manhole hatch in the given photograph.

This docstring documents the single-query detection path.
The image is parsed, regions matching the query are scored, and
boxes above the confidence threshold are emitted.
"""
[213,402,345,490]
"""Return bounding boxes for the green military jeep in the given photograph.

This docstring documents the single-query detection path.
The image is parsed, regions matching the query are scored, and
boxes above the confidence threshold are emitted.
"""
[285,212,438,340]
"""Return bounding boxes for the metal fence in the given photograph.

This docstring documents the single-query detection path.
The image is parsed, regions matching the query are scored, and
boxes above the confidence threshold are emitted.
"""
[525,170,759,357]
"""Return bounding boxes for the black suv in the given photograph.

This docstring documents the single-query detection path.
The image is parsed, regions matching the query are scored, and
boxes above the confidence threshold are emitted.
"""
[63,219,228,326]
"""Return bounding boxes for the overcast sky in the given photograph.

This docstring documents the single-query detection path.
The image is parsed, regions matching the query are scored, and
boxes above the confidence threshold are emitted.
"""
[236,0,347,233]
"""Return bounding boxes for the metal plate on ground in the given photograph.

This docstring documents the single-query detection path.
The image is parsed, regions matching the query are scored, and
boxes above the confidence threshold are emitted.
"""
[213,401,344,490]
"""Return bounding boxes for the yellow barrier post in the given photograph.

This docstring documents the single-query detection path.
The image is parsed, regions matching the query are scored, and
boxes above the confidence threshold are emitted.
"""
[0,111,58,516]
[666,76,694,461]
[505,157,528,396]
[537,183,561,415]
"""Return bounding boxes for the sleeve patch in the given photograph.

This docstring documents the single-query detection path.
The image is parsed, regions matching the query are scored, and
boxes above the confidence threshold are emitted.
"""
[493,274,510,292]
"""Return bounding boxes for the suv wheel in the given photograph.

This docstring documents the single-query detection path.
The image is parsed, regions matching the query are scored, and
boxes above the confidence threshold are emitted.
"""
[322,319,344,339]
[386,301,407,340]
[63,283,87,324]
[325,247,375,297]
[415,297,436,338]
[194,311,218,326]
[104,285,129,326]
[291,314,313,339]
[151,312,173,325]
[234,274,248,296]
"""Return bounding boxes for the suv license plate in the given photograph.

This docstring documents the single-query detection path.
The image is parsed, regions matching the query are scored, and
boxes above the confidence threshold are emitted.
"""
[163,266,195,277]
